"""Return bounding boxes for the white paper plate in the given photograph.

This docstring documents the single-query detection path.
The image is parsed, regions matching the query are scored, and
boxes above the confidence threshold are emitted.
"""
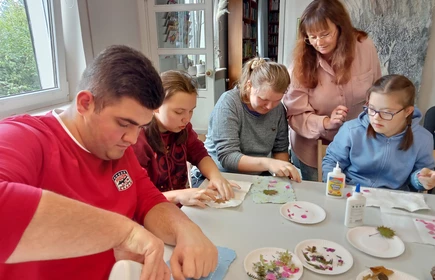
[346,226,405,258]
[243,247,303,279]
[294,239,353,275]
[280,201,326,224]
[356,268,419,280]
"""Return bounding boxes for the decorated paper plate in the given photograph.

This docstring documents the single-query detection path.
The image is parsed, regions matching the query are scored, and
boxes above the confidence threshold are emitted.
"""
[356,267,419,280]
[280,201,326,224]
[346,226,405,258]
[294,239,353,275]
[244,247,303,279]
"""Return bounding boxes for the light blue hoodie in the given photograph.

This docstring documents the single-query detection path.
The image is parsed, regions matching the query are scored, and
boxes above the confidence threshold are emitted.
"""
[322,108,434,191]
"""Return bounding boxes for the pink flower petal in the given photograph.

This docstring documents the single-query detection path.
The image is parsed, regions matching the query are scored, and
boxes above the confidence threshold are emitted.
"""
[290,268,300,274]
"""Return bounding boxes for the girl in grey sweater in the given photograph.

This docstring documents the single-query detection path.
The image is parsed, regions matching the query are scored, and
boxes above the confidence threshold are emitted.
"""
[204,58,301,182]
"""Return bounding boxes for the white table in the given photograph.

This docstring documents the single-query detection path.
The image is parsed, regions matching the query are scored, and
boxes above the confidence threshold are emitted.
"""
[164,173,435,279]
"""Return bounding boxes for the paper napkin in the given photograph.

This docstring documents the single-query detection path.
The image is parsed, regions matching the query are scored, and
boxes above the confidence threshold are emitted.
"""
[167,246,237,280]
[201,179,252,208]
[251,176,297,204]
[357,187,430,212]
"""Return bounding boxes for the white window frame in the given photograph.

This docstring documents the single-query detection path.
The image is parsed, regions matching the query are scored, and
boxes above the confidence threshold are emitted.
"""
[0,0,69,119]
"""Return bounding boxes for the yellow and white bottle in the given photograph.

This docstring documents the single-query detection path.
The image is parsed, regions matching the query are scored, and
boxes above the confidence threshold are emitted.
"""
[325,162,345,198]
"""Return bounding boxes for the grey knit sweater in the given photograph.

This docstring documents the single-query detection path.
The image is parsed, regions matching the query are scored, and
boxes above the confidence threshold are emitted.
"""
[204,89,289,173]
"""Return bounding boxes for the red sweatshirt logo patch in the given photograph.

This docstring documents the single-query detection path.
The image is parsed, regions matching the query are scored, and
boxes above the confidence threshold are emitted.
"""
[112,170,133,191]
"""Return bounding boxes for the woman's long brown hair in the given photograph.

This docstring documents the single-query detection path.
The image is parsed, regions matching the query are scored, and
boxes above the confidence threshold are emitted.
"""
[292,0,367,89]
[145,70,198,154]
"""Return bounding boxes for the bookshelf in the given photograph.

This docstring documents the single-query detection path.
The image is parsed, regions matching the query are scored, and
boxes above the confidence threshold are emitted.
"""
[228,0,258,88]
[268,0,279,62]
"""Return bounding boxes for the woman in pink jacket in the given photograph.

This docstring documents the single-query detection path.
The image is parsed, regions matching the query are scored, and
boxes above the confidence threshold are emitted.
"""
[283,0,381,181]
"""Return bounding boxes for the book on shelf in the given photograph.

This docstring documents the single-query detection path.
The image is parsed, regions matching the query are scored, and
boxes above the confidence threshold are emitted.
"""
[269,0,279,11]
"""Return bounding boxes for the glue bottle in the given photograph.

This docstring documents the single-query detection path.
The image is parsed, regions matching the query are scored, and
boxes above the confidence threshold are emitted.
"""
[325,162,345,198]
[344,183,366,227]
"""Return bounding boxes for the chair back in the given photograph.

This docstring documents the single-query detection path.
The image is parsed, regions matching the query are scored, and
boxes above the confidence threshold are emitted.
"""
[423,106,435,149]
[423,107,435,194]
[317,139,329,182]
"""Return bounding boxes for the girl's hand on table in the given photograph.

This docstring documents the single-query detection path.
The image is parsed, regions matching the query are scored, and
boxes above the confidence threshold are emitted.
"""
[207,175,240,201]
[178,188,218,208]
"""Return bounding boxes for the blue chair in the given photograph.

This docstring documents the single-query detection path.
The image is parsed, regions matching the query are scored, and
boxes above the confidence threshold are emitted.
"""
[423,106,435,194]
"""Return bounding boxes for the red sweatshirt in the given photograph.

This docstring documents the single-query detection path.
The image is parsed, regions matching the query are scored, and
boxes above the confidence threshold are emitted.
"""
[0,112,168,280]
[132,123,209,192]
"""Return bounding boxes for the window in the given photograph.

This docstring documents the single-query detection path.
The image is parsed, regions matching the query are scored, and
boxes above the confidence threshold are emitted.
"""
[0,0,68,118]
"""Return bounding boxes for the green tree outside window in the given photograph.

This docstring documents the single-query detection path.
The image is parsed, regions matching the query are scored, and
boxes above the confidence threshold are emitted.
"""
[0,0,41,97]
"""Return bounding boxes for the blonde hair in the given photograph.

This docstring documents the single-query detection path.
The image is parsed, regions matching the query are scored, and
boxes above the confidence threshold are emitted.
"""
[237,57,290,104]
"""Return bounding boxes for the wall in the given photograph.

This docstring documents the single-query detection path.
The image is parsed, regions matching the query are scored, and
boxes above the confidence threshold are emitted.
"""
[86,0,142,55]
[60,0,143,98]
[419,12,435,115]
[61,0,87,98]
[279,0,435,116]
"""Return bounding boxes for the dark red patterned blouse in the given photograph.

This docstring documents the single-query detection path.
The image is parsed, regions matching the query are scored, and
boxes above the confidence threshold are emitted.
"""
[132,123,209,192]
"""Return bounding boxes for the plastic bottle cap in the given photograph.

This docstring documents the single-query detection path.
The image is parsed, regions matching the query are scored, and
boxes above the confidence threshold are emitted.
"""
[355,183,361,193]
[333,162,341,173]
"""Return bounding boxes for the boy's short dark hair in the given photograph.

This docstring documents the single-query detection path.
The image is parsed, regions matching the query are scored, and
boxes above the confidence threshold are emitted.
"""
[78,45,164,112]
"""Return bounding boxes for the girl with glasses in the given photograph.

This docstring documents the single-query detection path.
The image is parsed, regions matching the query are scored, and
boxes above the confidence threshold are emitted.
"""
[132,70,239,208]
[322,74,435,192]
[283,0,381,181]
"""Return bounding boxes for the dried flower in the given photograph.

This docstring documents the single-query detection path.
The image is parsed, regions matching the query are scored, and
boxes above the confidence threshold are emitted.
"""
[263,190,278,196]
[302,245,344,272]
[247,250,300,280]
[324,247,335,252]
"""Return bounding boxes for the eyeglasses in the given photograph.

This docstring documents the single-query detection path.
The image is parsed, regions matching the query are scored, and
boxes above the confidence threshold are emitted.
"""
[304,29,337,45]
[363,106,406,121]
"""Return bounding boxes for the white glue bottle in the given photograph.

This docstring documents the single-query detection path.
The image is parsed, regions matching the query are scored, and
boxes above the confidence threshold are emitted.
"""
[344,183,366,227]
[325,162,345,198]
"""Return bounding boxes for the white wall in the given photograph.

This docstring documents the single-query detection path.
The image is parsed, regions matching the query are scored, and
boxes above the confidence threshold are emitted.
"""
[86,0,142,55]
[419,12,435,115]
[61,0,143,98]
[61,0,87,98]
[278,0,311,65]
